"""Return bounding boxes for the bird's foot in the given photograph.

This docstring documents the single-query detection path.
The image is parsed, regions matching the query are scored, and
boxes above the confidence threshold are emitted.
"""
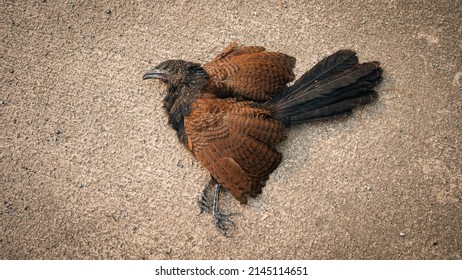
[213,207,237,237]
[212,184,237,237]
[198,192,211,214]
[197,178,214,214]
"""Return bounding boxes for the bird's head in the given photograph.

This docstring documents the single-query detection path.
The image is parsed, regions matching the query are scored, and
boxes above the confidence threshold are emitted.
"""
[143,60,208,88]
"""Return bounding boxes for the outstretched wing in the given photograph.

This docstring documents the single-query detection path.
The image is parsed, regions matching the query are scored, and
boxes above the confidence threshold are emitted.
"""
[203,41,296,101]
[184,95,286,203]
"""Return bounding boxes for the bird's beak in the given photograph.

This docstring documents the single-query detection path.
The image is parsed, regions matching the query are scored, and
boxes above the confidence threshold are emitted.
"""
[143,68,167,80]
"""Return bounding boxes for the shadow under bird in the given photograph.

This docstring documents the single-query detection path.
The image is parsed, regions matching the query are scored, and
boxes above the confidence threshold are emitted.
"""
[143,42,382,236]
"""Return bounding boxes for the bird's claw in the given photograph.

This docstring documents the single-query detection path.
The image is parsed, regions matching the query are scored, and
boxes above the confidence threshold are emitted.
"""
[212,183,238,237]
[197,178,214,214]
[213,209,237,237]
[198,192,212,214]
[197,179,238,236]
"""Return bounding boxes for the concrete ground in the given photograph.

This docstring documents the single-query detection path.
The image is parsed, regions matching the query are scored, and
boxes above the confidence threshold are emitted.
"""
[1,0,461,259]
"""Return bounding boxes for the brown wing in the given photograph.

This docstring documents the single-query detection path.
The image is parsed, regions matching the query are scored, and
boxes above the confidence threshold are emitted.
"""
[203,41,296,101]
[184,95,286,203]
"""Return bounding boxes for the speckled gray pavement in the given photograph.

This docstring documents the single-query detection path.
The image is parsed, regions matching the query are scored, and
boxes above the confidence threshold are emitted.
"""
[1,1,461,259]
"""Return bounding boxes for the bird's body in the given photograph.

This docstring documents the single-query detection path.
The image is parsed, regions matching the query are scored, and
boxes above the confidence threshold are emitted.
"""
[143,42,382,235]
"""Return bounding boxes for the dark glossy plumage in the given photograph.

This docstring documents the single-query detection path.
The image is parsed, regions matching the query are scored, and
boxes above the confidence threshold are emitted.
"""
[143,42,382,234]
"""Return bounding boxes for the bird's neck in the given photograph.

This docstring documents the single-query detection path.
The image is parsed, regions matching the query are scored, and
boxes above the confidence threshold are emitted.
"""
[163,70,208,146]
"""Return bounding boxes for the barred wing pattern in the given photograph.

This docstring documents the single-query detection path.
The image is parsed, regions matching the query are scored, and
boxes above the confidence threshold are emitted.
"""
[184,96,286,203]
[203,41,296,101]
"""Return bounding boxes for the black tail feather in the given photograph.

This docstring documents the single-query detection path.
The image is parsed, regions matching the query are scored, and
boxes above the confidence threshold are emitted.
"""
[278,91,378,126]
[267,50,382,127]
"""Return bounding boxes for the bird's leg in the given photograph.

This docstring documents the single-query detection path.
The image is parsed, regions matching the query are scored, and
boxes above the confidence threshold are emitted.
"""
[197,177,215,214]
[213,183,236,237]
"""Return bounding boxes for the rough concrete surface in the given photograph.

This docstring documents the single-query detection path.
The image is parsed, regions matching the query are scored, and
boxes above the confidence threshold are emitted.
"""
[1,0,461,259]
